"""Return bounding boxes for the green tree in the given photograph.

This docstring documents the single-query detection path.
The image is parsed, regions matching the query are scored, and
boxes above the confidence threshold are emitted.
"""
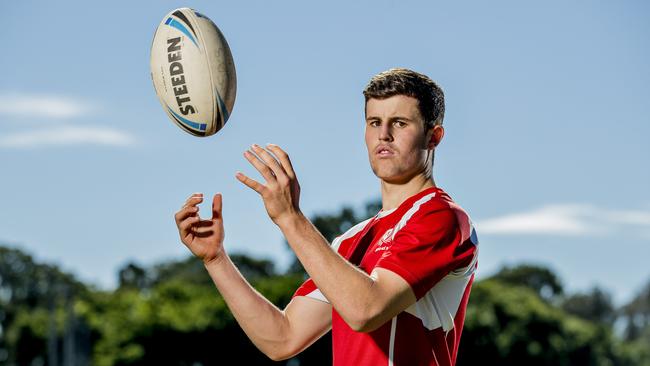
[618,279,650,365]
[118,262,149,290]
[562,286,616,325]
[5,229,650,365]
[621,279,650,341]
[81,276,306,365]
[0,245,87,365]
[491,263,564,301]
[458,279,633,366]
[117,254,278,292]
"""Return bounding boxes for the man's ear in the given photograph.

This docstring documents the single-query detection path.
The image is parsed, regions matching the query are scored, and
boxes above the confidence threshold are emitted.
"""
[428,125,444,149]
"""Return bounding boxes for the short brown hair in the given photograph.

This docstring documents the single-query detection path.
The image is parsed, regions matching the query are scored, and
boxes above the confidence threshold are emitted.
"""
[363,68,445,129]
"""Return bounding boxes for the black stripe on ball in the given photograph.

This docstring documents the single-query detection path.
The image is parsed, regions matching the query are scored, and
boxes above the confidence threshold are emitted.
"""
[172,10,198,40]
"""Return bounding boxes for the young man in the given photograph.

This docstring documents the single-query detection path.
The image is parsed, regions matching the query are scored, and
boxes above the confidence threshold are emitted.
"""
[174,68,478,366]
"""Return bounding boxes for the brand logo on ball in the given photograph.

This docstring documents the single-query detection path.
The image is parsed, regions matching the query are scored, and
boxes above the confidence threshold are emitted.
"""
[166,37,195,116]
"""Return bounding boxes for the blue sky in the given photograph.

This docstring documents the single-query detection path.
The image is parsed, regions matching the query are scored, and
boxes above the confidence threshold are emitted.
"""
[1,1,648,304]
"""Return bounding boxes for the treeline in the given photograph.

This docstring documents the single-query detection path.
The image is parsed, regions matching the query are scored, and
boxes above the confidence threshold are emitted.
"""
[1,202,649,365]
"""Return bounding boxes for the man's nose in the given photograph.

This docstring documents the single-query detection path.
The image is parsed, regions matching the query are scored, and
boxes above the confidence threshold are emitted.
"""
[379,123,393,141]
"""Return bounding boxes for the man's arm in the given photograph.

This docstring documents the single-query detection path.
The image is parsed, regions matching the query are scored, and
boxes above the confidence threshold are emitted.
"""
[174,193,332,360]
[237,145,417,332]
[280,214,415,332]
[204,254,332,360]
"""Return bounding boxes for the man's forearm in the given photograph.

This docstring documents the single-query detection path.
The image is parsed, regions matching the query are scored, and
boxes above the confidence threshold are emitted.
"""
[204,254,291,357]
[278,212,383,330]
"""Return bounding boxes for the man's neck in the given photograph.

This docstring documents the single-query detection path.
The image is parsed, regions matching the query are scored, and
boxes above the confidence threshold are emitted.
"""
[380,175,436,211]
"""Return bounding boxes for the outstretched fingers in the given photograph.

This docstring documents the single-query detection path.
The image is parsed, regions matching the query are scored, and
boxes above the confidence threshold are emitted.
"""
[236,171,265,194]
[244,148,277,184]
[266,144,297,180]
[251,144,288,182]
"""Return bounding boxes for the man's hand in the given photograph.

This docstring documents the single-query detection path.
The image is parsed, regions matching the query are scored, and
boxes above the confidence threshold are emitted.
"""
[236,144,301,226]
[174,193,225,264]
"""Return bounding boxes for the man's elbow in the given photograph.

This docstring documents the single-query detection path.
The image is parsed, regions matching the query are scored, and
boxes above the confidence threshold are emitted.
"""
[347,308,386,333]
[349,319,385,333]
[266,351,292,362]
[350,322,374,333]
[262,342,302,361]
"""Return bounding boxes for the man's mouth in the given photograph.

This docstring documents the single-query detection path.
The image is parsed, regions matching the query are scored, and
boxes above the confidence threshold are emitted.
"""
[375,145,395,157]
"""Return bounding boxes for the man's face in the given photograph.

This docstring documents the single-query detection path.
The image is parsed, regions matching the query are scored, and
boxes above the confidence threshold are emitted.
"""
[365,95,434,184]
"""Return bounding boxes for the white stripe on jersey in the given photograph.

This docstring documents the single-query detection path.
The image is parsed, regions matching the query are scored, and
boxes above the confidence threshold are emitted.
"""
[331,217,374,251]
[388,317,397,366]
[404,264,476,332]
[389,192,437,241]
[305,288,329,303]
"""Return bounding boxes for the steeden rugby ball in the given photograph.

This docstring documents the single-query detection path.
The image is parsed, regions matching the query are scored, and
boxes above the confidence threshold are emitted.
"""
[150,8,236,137]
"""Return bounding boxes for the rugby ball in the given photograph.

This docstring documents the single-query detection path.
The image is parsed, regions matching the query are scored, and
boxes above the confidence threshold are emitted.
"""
[150,8,236,137]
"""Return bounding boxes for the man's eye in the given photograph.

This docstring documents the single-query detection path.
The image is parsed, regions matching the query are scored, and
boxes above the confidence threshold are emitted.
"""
[394,120,406,127]
[369,120,380,127]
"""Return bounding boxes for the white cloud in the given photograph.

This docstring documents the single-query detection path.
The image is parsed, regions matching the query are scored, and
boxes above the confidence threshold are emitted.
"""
[602,210,650,226]
[0,93,95,119]
[476,204,650,237]
[0,126,136,148]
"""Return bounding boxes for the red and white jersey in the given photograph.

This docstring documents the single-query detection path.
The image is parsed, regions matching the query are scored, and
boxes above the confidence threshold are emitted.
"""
[293,187,479,366]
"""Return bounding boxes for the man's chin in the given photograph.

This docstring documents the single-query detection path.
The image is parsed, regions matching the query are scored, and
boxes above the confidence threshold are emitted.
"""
[373,170,411,185]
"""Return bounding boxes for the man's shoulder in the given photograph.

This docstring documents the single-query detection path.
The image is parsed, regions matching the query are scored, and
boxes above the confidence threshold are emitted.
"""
[399,187,464,224]
[396,188,476,245]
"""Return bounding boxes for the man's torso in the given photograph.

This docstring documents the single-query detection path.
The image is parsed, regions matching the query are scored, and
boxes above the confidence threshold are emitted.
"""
[294,187,479,366]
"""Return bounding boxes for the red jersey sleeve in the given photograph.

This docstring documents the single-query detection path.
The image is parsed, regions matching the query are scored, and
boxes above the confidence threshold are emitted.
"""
[293,278,317,297]
[292,278,330,303]
[375,207,476,299]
